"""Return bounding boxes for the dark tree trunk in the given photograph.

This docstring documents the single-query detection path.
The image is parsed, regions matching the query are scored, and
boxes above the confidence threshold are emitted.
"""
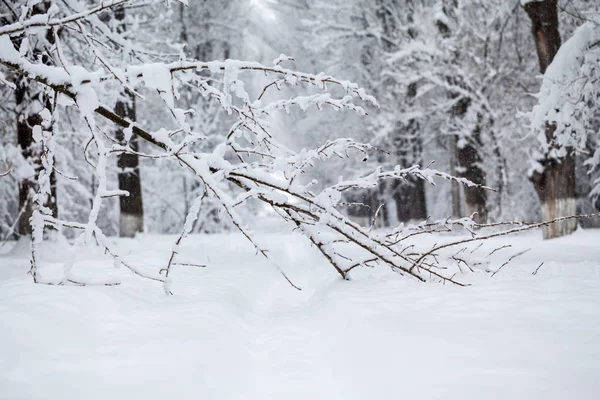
[448,134,462,218]
[114,92,144,237]
[451,98,488,223]
[16,81,37,236]
[15,0,58,236]
[524,0,576,239]
[523,0,561,74]
[391,115,427,223]
[393,178,427,222]
[114,5,144,237]
[458,135,487,223]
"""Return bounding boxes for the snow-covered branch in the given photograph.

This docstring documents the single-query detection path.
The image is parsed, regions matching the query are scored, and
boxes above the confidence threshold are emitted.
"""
[3,0,591,293]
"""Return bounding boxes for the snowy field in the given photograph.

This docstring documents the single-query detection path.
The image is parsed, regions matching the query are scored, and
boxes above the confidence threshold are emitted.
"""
[1,227,600,400]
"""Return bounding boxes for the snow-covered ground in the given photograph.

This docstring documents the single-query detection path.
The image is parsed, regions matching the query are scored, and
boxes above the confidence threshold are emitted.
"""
[1,227,599,399]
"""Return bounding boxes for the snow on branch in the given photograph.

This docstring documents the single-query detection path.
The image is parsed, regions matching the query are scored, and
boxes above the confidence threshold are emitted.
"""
[0,0,133,37]
[2,0,592,293]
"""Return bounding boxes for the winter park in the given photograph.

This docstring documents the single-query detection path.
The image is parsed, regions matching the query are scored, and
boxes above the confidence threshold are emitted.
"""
[1,0,600,399]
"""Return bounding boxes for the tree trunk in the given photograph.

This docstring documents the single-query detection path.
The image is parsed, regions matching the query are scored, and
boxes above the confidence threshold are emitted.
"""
[449,97,488,224]
[458,145,487,222]
[392,115,427,223]
[448,134,462,218]
[15,1,58,236]
[524,0,576,239]
[16,82,37,236]
[456,112,488,223]
[530,129,577,239]
[393,177,427,222]
[523,0,561,74]
[114,5,144,237]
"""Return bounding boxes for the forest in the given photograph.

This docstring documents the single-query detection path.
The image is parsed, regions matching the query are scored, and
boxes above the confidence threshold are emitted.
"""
[1,0,599,398]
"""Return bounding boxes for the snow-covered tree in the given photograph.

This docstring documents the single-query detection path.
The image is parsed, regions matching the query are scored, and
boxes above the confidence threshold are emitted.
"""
[522,0,600,238]
[2,0,58,237]
[525,15,600,233]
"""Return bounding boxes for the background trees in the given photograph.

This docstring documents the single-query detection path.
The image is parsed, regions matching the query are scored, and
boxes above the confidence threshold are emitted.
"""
[0,0,598,249]
[299,0,598,233]
[4,0,514,291]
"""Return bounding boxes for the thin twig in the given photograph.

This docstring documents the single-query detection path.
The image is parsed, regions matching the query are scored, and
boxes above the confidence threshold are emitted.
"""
[491,249,531,277]
[532,262,544,275]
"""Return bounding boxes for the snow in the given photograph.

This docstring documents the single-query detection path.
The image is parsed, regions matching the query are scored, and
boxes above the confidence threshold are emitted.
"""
[140,63,176,108]
[1,227,600,399]
[520,0,545,5]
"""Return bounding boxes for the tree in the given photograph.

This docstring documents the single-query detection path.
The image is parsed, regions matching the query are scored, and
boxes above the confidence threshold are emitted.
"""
[432,0,488,222]
[525,17,600,232]
[6,0,58,237]
[376,0,427,224]
[523,0,576,239]
[113,4,144,238]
